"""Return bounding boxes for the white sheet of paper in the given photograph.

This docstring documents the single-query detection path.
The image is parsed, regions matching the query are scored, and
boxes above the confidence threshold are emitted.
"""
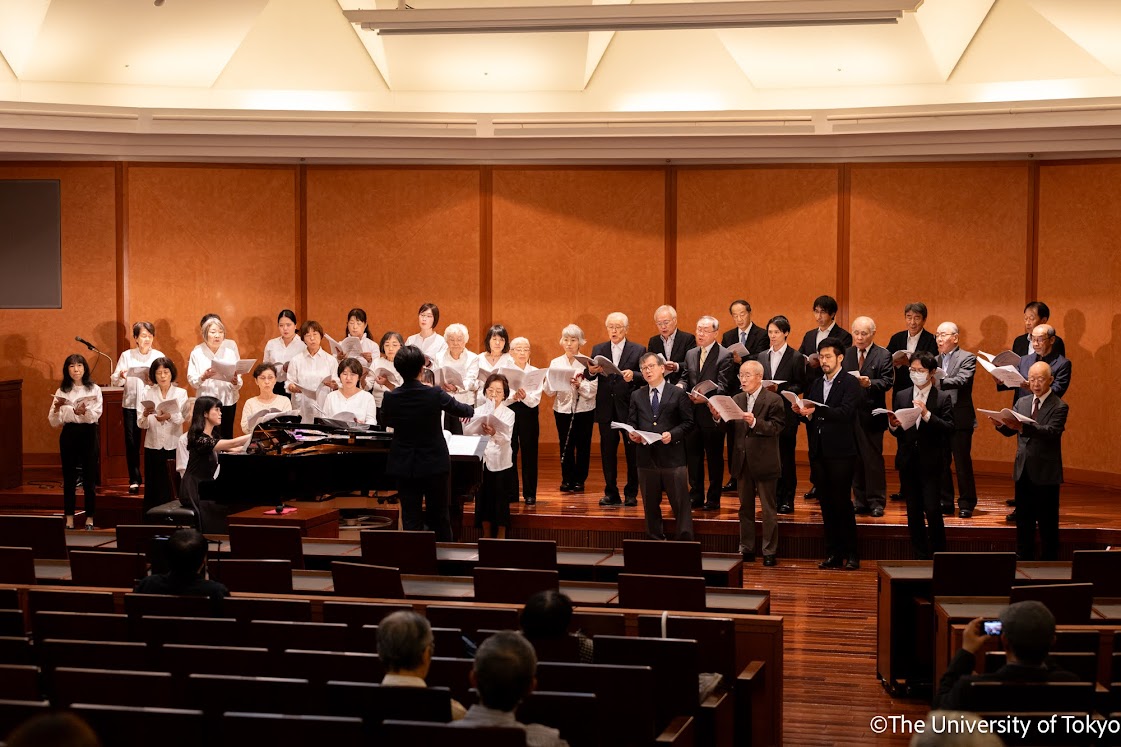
[872,406,922,430]
[211,358,256,382]
[891,350,910,365]
[433,365,465,390]
[977,357,1027,387]
[725,342,749,358]
[125,366,151,382]
[707,395,745,422]
[979,350,1021,368]
[781,390,828,409]
[761,380,786,389]
[610,421,663,445]
[546,367,579,392]
[847,370,862,378]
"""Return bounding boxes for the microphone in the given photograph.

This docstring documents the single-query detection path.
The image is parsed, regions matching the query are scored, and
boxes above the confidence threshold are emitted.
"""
[75,336,97,351]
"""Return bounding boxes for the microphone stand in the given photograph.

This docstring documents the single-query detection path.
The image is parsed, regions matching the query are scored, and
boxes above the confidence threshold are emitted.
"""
[81,343,115,385]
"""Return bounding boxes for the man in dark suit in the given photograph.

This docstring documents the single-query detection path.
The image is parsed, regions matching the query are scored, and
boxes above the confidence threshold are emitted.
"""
[681,315,737,510]
[935,321,979,518]
[793,338,861,570]
[888,351,953,559]
[1014,324,1072,400]
[1012,301,1066,359]
[627,352,695,541]
[797,295,853,501]
[717,360,786,566]
[756,314,807,514]
[935,601,1078,710]
[589,312,646,507]
[842,316,894,518]
[720,299,768,492]
[996,361,1068,561]
[886,302,938,395]
[647,304,696,387]
[380,345,475,541]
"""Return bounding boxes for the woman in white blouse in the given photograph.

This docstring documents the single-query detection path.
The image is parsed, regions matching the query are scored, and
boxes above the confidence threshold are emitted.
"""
[477,324,514,405]
[436,323,479,434]
[286,320,339,412]
[111,321,164,494]
[370,331,405,409]
[544,324,598,494]
[506,336,541,506]
[338,308,380,365]
[474,373,517,538]
[323,358,378,425]
[240,363,293,435]
[48,354,103,530]
[137,356,187,512]
[406,302,448,361]
[262,309,305,396]
[187,316,243,440]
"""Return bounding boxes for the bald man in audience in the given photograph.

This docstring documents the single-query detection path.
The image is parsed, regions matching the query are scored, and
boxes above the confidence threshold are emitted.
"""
[996,361,1068,561]
[589,312,645,507]
[647,304,695,387]
[935,322,979,518]
[842,316,894,517]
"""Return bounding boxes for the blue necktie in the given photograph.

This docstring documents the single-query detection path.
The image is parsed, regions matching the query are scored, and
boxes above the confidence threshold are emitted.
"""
[651,389,660,417]
[740,331,747,347]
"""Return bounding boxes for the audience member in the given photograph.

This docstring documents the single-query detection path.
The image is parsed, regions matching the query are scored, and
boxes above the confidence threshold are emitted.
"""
[520,590,594,663]
[377,610,466,720]
[6,713,100,747]
[908,712,1003,747]
[133,527,228,599]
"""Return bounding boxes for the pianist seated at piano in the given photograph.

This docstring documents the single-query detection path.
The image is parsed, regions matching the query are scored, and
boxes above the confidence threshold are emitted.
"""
[181,395,252,533]
[380,345,474,541]
[240,363,292,435]
[323,358,377,425]
[286,320,339,410]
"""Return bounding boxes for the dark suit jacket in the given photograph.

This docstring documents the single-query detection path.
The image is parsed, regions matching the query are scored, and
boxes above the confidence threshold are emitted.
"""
[380,380,474,478]
[798,325,853,357]
[1013,332,1066,359]
[757,346,807,433]
[890,386,953,473]
[1015,351,1072,399]
[628,382,694,469]
[934,647,1079,711]
[647,330,696,386]
[725,388,785,481]
[589,339,646,423]
[803,371,859,460]
[722,324,769,357]
[936,347,977,431]
[682,343,737,431]
[841,344,894,431]
[887,329,938,393]
[997,392,1068,485]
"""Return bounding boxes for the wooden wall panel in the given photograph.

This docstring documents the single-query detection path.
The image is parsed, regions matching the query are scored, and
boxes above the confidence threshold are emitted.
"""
[492,168,666,443]
[0,165,117,455]
[1037,163,1121,477]
[849,165,1030,462]
[127,165,298,434]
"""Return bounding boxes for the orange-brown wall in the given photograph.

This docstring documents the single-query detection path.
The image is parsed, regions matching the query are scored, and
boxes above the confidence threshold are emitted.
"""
[3,159,1118,484]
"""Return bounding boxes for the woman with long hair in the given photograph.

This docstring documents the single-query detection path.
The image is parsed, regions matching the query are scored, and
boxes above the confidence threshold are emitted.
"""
[406,302,448,360]
[180,396,251,533]
[48,354,102,530]
[370,331,405,410]
[337,307,380,365]
[262,309,305,396]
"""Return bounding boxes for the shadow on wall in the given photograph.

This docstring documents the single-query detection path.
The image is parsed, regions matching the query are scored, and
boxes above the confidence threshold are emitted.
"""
[974,315,1010,356]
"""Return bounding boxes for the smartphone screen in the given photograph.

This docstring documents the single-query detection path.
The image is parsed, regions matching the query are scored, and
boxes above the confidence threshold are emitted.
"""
[983,620,1002,636]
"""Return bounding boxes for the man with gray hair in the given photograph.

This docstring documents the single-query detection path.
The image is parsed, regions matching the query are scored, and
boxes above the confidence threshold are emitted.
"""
[377,610,466,720]
[935,322,978,518]
[647,305,696,387]
[681,315,737,510]
[589,312,645,507]
[934,600,1078,710]
[451,630,570,747]
[842,316,894,517]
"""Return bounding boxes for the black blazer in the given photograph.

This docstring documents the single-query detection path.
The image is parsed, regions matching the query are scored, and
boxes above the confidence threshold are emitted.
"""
[380,380,474,478]
[803,371,859,459]
[890,386,953,473]
[627,383,694,469]
[887,329,938,393]
[756,346,807,433]
[722,324,769,357]
[842,344,894,431]
[798,325,853,357]
[997,392,1068,485]
[647,330,696,386]
[682,343,737,432]
[590,339,646,423]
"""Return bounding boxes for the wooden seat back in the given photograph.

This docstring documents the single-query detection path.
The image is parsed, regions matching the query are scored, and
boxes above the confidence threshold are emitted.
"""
[517,690,598,747]
[213,558,294,594]
[124,592,218,619]
[618,573,706,612]
[0,516,66,559]
[38,639,152,673]
[985,650,1098,683]
[69,551,147,588]
[0,636,35,665]
[960,680,1095,713]
[1072,550,1121,597]
[473,567,560,604]
[478,538,558,571]
[139,615,242,647]
[0,547,35,585]
[593,635,700,729]
[932,552,1017,597]
[222,712,364,744]
[360,530,438,575]
[326,681,453,723]
[72,704,205,747]
[186,673,319,716]
[280,649,381,684]
[52,667,178,708]
[381,719,527,746]
[29,589,115,615]
[221,596,312,623]
[158,643,274,678]
[425,605,519,637]
[0,665,40,701]
[330,562,404,599]
[0,700,51,740]
[622,539,703,578]
[228,524,305,569]
[1009,583,1095,624]
[526,635,583,664]
[247,620,351,653]
[636,614,737,680]
[423,657,474,704]
[33,611,130,644]
[0,609,25,637]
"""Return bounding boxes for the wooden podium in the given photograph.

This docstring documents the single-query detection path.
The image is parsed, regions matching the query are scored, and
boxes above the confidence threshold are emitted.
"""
[99,386,129,486]
[0,379,22,489]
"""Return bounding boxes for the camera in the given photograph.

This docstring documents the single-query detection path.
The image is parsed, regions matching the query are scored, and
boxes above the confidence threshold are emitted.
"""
[983,620,1002,636]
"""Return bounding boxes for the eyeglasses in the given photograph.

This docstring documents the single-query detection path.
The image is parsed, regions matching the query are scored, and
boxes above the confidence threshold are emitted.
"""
[639,364,662,372]
[1026,376,1049,384]
[606,324,626,331]
[1030,336,1051,343]
[737,373,757,380]
[935,332,955,338]
[654,319,674,327]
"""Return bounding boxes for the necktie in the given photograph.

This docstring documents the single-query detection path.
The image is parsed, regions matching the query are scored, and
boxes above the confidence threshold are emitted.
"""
[1032,397,1040,419]
[747,393,755,414]
[858,349,865,371]
[740,331,747,347]
[699,347,708,370]
[651,388,660,417]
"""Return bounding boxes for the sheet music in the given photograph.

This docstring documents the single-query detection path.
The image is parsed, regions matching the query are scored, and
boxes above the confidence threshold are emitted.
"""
[689,379,718,402]
[977,357,1027,387]
[780,390,828,409]
[610,421,663,445]
[872,406,922,430]
[211,358,256,382]
[707,395,746,422]
[725,342,749,358]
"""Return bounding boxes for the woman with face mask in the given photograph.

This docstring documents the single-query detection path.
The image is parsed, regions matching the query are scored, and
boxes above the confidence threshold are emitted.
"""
[111,321,164,494]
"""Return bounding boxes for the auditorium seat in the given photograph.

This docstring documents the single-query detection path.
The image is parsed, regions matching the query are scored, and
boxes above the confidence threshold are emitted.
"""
[158,644,275,678]
[322,601,410,651]
[985,650,1098,683]
[477,538,558,571]
[617,573,707,612]
[0,609,25,637]
[187,673,323,716]
[71,703,206,747]
[622,539,703,578]
[228,524,305,569]
[326,681,454,724]
[0,546,35,584]
[931,552,1017,597]
[213,558,294,594]
[423,657,475,704]
[330,561,405,599]
[0,515,67,559]
[959,680,1095,713]
[114,524,177,556]
[52,667,178,708]
[357,625,466,657]
[0,664,40,701]
[1010,583,1095,624]
[69,550,147,588]
[1072,550,1121,597]
[32,611,131,644]
[247,620,350,653]
[572,610,626,638]
[473,567,560,604]
[39,640,153,674]
[124,592,218,619]
[636,614,736,680]
[280,649,381,685]
[360,530,439,575]
[0,636,34,665]
[222,712,365,745]
[534,661,655,745]
[0,588,19,610]
[221,596,312,623]
[381,719,527,746]
[29,588,115,614]
[0,699,51,740]
[517,690,597,747]
[594,635,700,730]
[426,605,519,638]
[526,634,583,664]
[139,615,242,647]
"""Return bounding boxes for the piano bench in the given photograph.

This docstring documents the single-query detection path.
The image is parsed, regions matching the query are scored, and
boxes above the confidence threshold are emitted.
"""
[146,501,198,526]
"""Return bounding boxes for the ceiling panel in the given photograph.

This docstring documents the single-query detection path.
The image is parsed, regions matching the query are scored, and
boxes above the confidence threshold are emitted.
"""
[0,0,51,77]
[1030,0,1121,75]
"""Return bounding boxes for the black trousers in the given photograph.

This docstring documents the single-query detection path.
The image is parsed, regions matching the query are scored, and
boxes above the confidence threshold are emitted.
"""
[638,465,692,540]
[1015,476,1060,561]
[218,404,236,440]
[509,402,539,500]
[60,423,98,519]
[443,411,464,435]
[475,466,515,532]
[941,428,978,512]
[687,427,725,505]
[900,459,946,559]
[815,456,857,559]
[598,420,638,500]
[122,407,143,485]
[143,448,177,513]
[852,422,887,511]
[776,428,798,505]
[555,409,594,486]
[805,423,822,487]
[398,472,453,542]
